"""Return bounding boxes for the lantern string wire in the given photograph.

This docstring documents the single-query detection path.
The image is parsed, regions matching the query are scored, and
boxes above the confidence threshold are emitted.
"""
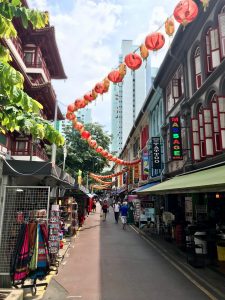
[66,0,204,174]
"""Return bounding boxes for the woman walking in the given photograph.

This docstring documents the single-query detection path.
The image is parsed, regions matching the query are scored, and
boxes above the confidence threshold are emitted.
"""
[113,201,120,223]
[102,200,108,221]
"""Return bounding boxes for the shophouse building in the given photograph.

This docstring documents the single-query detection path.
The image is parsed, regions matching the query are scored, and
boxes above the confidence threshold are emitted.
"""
[115,0,225,267]
[0,1,76,287]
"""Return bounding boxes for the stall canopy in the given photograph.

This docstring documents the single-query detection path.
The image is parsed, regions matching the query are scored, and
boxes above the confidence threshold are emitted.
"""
[137,165,225,195]
[133,181,160,193]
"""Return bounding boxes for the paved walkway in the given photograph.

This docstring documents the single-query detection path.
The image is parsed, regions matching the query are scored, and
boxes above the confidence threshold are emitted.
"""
[42,204,218,300]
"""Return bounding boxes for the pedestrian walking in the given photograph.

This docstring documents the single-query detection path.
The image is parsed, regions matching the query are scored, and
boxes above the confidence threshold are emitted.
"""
[120,201,128,230]
[102,200,108,221]
[113,201,120,223]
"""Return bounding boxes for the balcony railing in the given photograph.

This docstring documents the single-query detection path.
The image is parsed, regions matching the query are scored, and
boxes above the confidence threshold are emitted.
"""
[11,147,49,162]
[25,59,51,82]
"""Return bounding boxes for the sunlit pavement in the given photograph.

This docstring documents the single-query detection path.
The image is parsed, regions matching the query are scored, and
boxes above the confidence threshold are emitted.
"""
[43,204,212,300]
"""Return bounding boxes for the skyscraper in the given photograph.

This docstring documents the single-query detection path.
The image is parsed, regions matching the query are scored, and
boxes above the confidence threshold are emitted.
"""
[77,107,92,124]
[111,40,152,154]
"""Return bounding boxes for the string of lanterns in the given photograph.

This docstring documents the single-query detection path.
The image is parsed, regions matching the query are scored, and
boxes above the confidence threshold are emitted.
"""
[89,174,113,185]
[65,0,207,168]
[89,169,127,179]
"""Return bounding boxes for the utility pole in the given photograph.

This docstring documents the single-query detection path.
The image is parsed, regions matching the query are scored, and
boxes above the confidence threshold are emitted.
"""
[51,100,58,165]
[63,141,67,171]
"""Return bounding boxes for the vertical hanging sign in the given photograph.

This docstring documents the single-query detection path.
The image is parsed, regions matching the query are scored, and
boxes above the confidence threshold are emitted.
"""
[169,116,183,160]
[151,137,161,170]
[134,164,139,184]
[142,149,149,180]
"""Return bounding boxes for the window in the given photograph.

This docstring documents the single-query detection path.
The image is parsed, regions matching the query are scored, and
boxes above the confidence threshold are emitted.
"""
[191,95,225,161]
[205,29,213,75]
[219,7,225,58]
[24,50,35,65]
[209,28,220,69]
[166,65,184,113]
[194,47,202,90]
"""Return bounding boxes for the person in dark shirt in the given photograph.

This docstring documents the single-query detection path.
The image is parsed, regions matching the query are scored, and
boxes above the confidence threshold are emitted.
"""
[120,202,128,230]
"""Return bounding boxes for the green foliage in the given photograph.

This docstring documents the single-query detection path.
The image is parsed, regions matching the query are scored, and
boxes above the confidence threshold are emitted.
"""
[56,123,111,177]
[0,1,64,146]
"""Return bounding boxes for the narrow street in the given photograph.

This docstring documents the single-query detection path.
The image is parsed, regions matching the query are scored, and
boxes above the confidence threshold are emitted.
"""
[44,204,211,300]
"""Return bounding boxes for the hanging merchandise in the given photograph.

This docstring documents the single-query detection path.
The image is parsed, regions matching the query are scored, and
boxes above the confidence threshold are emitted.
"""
[173,0,199,27]
[48,206,60,255]
[145,32,165,51]
[10,224,29,283]
[124,53,142,71]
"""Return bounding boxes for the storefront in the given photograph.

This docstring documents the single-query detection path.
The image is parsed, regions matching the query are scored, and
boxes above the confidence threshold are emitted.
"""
[137,165,225,266]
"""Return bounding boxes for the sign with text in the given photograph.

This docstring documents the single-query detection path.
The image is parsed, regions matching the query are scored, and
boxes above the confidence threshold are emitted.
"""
[169,116,183,160]
[142,150,149,180]
[151,137,161,170]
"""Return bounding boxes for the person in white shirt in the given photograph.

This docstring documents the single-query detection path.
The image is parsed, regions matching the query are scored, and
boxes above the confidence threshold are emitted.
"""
[113,201,120,223]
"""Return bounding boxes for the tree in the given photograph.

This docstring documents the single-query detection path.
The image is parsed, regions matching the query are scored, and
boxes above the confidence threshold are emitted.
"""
[0,0,64,146]
[56,123,111,178]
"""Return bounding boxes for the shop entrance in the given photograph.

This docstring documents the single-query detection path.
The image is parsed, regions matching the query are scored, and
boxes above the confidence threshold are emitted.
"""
[0,186,50,287]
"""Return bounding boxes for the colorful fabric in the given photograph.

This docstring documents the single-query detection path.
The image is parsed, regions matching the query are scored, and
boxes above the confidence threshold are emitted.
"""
[29,224,49,280]
[29,225,39,271]
[10,224,29,282]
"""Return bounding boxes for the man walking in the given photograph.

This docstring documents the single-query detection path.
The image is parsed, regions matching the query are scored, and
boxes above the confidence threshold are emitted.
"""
[113,201,120,224]
[120,201,128,230]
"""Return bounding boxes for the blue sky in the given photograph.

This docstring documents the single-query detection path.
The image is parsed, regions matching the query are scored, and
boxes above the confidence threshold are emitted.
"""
[28,0,178,133]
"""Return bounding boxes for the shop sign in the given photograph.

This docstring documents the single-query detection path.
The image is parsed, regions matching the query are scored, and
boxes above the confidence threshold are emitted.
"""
[169,116,183,160]
[151,137,161,170]
[142,149,149,180]
[134,164,139,184]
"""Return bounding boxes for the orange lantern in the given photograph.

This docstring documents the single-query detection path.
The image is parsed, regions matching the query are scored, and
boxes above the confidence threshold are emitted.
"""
[92,89,98,99]
[81,130,91,140]
[66,112,75,120]
[108,70,124,83]
[89,139,97,148]
[74,122,84,131]
[101,150,108,157]
[125,53,142,71]
[95,82,105,94]
[145,32,165,51]
[165,18,175,37]
[173,0,198,26]
[67,103,76,113]
[140,44,149,60]
[107,154,113,160]
[119,63,127,76]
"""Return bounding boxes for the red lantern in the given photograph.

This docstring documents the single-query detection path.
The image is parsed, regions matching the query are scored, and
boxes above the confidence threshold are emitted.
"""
[111,157,117,162]
[108,70,124,83]
[67,103,76,113]
[96,146,103,153]
[74,99,85,109]
[89,139,97,148]
[107,154,113,160]
[81,130,91,140]
[124,53,142,71]
[101,150,108,157]
[66,112,75,120]
[84,92,95,102]
[173,0,198,26]
[145,32,165,51]
[95,82,105,94]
